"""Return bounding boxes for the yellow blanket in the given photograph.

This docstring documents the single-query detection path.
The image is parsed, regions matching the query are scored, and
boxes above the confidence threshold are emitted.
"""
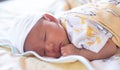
[73,2,120,47]
[90,2,120,47]
[54,0,120,47]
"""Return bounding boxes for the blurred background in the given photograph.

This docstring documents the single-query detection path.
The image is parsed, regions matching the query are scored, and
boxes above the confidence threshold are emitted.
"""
[0,0,56,14]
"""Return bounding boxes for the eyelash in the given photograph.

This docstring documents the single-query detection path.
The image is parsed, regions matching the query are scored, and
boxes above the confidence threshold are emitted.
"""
[44,32,46,41]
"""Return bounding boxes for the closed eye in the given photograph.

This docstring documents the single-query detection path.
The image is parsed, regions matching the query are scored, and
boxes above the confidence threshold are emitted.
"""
[44,32,46,41]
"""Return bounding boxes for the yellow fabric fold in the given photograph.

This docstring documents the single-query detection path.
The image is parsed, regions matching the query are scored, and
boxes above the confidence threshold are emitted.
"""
[74,3,120,47]
[91,3,120,47]
[92,11,120,47]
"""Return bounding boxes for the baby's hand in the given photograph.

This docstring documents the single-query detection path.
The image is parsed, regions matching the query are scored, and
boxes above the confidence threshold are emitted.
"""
[61,44,80,56]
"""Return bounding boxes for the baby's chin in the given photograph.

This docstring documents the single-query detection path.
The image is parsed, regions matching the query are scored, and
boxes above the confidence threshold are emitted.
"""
[48,52,62,58]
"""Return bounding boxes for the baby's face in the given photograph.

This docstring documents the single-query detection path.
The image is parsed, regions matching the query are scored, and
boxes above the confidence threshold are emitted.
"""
[24,14,69,58]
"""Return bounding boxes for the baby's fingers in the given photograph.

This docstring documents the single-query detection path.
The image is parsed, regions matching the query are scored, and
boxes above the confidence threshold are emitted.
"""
[61,47,68,56]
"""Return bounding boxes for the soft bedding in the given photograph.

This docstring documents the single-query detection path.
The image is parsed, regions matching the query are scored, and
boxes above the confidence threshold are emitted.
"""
[1,46,120,70]
[0,0,120,70]
[0,46,91,70]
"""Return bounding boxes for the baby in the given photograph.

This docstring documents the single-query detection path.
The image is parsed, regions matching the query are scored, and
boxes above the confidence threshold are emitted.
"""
[24,13,117,61]
[0,0,119,61]
[24,1,120,60]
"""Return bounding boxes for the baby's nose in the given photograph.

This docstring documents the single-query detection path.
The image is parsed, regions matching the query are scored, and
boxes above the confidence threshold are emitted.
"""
[47,42,54,47]
[45,42,55,51]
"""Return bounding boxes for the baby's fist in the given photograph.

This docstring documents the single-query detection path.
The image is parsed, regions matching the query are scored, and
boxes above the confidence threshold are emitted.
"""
[61,44,80,56]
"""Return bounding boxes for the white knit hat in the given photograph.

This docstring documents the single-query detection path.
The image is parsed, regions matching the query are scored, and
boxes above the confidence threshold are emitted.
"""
[9,12,44,53]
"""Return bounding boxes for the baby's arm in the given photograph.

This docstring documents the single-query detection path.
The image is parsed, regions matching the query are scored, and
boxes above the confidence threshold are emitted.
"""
[61,39,117,61]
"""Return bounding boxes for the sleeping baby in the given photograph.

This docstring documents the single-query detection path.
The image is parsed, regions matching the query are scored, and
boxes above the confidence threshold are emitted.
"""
[0,0,120,61]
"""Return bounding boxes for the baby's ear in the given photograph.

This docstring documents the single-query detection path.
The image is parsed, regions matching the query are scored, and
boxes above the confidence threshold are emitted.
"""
[43,13,58,23]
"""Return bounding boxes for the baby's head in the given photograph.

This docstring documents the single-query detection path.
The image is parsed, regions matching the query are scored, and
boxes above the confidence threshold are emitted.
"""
[24,13,70,58]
